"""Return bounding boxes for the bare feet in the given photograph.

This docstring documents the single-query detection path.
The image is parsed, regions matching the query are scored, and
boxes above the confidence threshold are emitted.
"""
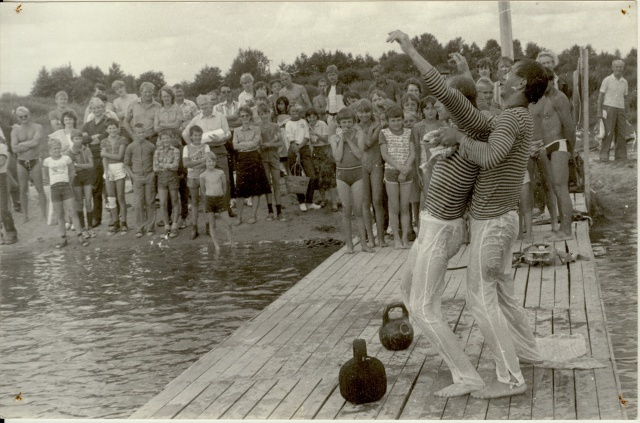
[346,243,355,254]
[434,382,483,398]
[379,240,388,248]
[361,244,374,253]
[394,240,404,250]
[470,380,527,399]
[545,231,573,242]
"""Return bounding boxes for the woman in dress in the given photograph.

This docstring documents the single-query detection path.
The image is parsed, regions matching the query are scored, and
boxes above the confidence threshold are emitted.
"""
[232,106,271,224]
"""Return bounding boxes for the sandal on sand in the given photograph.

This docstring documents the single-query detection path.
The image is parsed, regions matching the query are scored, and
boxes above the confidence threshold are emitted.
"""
[248,218,256,224]
[234,219,243,226]
[56,238,68,249]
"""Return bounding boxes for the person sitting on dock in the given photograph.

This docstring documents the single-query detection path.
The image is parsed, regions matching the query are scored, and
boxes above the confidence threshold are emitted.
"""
[389,29,546,400]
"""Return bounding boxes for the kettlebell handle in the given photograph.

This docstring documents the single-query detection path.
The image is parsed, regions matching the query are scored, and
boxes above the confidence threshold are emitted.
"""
[382,302,409,325]
[353,339,368,362]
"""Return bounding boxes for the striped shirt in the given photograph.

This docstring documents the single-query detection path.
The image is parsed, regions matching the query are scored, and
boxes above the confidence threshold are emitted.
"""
[458,107,531,219]
[421,69,484,220]
[424,67,530,219]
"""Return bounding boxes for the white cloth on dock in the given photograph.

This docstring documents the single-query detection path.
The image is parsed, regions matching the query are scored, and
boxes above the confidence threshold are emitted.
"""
[534,333,607,369]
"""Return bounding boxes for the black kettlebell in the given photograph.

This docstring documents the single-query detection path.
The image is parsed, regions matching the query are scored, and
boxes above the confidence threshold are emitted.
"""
[339,339,387,404]
[379,302,414,351]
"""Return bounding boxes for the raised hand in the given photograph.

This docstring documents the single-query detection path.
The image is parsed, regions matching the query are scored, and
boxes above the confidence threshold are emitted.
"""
[386,30,414,54]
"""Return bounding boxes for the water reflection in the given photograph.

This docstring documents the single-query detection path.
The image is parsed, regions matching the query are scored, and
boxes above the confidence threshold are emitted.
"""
[591,220,638,420]
[0,242,341,418]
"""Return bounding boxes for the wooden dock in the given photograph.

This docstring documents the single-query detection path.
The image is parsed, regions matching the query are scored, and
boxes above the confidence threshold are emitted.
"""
[131,194,627,420]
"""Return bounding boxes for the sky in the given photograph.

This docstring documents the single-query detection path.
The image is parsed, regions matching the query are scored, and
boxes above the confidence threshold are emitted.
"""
[0,1,637,96]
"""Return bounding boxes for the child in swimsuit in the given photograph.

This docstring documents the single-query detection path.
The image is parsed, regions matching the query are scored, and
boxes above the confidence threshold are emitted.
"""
[101,119,128,234]
[199,152,234,254]
[329,108,372,254]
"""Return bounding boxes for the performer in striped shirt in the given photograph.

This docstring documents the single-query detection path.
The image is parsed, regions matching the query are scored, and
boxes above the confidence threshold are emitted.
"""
[389,30,548,400]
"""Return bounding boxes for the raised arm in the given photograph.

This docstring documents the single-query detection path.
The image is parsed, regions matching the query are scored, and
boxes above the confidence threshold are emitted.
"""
[330,134,344,163]
[387,30,492,140]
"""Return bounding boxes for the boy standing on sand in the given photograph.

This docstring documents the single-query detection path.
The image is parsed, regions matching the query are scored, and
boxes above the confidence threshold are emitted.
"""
[200,152,233,253]
[124,123,157,238]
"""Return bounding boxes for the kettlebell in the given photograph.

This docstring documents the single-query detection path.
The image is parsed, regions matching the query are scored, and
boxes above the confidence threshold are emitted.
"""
[379,302,414,351]
[339,339,387,404]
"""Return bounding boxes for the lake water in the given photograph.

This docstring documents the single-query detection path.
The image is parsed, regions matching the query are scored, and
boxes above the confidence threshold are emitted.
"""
[0,219,636,419]
[0,241,342,419]
[590,219,638,420]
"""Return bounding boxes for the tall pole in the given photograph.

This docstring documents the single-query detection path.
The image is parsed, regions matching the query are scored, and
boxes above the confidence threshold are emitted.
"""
[581,47,591,210]
[499,1,514,59]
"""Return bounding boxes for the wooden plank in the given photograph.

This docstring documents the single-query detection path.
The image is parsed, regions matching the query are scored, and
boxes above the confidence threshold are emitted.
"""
[268,376,323,419]
[462,342,492,419]
[524,233,544,309]
[198,378,258,419]
[568,308,601,420]
[554,245,571,311]
[173,380,233,418]
[531,309,554,420]
[219,378,279,419]
[551,309,577,419]
[291,377,339,419]
[512,261,530,309]
[231,250,386,379]
[539,242,557,310]
[244,377,300,419]
[508,363,534,419]
[593,364,626,419]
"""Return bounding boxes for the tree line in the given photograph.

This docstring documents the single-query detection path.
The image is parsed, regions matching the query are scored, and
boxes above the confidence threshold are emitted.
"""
[28,33,637,110]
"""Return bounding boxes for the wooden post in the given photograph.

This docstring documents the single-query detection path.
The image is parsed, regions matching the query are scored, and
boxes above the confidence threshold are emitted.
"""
[499,1,514,59]
[581,47,591,210]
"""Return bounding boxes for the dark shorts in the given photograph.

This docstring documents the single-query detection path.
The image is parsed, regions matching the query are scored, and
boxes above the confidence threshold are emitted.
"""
[51,182,75,202]
[157,171,179,191]
[336,166,362,186]
[73,170,95,187]
[18,158,40,172]
[205,195,225,213]
[384,168,413,184]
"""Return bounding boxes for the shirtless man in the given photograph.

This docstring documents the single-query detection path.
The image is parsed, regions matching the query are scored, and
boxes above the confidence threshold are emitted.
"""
[279,72,312,111]
[11,107,47,222]
[528,87,560,239]
[538,68,576,241]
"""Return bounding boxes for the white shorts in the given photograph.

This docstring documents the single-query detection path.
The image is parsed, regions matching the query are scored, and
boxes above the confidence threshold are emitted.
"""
[107,162,127,182]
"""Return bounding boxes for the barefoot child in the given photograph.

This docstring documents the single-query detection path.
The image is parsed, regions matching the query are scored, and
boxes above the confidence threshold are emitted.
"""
[329,108,372,254]
[101,119,128,234]
[183,125,210,239]
[153,129,181,238]
[68,129,96,238]
[379,106,414,249]
[257,103,286,221]
[43,138,88,248]
[199,152,234,253]
[356,99,387,248]
[124,124,157,238]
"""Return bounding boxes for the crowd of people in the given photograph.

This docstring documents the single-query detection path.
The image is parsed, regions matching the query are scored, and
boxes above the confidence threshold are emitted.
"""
[0,28,633,403]
[0,39,631,253]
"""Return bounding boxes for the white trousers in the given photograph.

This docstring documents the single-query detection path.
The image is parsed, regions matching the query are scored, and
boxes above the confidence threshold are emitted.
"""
[466,211,540,386]
[401,211,484,389]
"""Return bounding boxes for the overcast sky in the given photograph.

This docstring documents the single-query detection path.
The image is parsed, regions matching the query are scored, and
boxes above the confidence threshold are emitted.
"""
[0,1,637,96]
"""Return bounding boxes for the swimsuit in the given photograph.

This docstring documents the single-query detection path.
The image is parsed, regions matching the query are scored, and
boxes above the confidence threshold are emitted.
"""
[336,166,362,186]
[545,139,569,158]
[18,158,39,172]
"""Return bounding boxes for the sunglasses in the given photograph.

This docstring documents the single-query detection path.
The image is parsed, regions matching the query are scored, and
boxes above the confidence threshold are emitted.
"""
[17,115,29,119]
[221,90,231,94]
[239,114,251,118]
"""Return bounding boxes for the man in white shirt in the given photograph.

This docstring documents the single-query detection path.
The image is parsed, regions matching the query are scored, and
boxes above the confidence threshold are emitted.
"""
[174,84,199,130]
[183,95,233,214]
[597,59,630,162]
